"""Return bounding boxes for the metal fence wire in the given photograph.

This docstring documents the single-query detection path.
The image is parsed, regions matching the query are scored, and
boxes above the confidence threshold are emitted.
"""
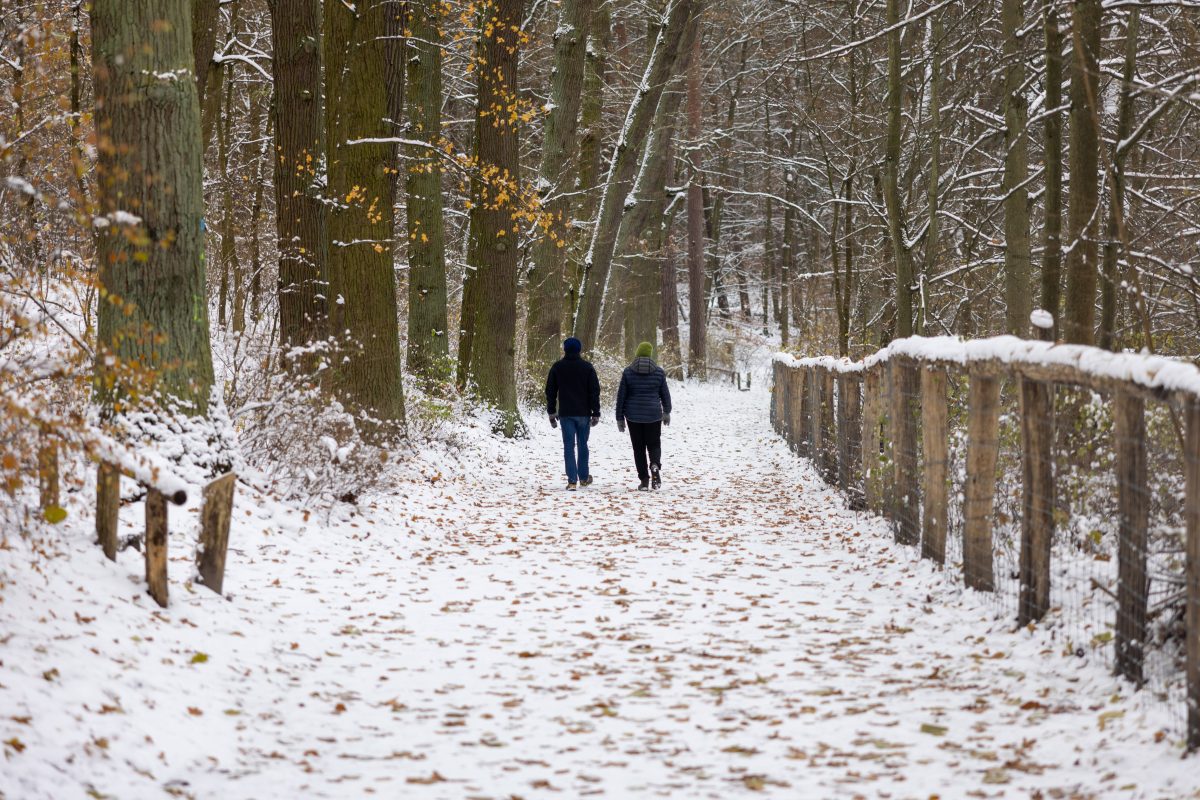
[771,338,1200,751]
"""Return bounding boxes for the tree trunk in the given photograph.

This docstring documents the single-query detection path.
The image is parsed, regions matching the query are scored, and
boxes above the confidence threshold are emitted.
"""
[883,0,914,339]
[526,0,597,376]
[1002,0,1031,336]
[461,0,524,436]
[192,0,221,106]
[1062,0,1102,345]
[92,0,215,412]
[685,23,706,379]
[404,0,451,382]
[573,0,698,349]
[564,1,611,330]
[325,0,405,424]
[1099,8,1138,351]
[1039,6,1064,342]
[270,0,327,352]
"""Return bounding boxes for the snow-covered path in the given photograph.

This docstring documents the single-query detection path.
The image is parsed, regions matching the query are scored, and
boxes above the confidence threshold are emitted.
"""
[1,383,1196,799]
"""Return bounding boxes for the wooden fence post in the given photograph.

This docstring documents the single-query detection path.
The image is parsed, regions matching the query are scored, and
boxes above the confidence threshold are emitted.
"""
[890,358,921,546]
[1018,377,1055,625]
[862,366,883,514]
[145,489,169,608]
[811,364,820,460]
[963,369,1000,591]
[820,367,837,483]
[197,473,237,595]
[37,430,59,516]
[840,375,863,505]
[789,367,806,454]
[96,462,120,561]
[771,362,783,434]
[1182,397,1198,751]
[921,365,950,564]
[1114,390,1148,685]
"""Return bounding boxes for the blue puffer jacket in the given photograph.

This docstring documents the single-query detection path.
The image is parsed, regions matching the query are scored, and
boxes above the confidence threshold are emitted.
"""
[615,357,672,424]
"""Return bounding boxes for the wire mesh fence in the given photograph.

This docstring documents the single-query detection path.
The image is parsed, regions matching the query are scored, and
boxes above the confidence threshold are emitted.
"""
[771,337,1200,750]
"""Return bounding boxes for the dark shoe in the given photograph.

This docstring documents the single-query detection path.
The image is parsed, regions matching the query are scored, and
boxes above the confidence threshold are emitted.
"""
[580,476,593,487]
[566,482,578,491]
[637,479,649,491]
[650,463,661,489]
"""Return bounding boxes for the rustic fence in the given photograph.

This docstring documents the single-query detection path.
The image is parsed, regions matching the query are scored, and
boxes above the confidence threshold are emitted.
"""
[771,335,1200,751]
[34,431,237,607]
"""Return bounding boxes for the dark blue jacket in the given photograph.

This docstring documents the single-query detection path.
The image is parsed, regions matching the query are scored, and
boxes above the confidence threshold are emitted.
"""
[546,354,601,417]
[615,357,672,423]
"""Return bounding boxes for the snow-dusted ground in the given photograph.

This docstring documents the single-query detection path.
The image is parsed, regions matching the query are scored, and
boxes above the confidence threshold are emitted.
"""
[2,381,1197,799]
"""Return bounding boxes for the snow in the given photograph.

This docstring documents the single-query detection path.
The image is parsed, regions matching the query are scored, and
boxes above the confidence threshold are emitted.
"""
[1031,308,1055,330]
[1,381,1195,797]
[776,334,1200,398]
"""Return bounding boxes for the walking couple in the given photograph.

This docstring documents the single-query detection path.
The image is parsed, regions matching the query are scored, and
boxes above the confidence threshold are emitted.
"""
[545,337,673,492]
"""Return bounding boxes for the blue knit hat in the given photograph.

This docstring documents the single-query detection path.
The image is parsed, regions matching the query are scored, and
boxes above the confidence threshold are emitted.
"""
[563,337,582,355]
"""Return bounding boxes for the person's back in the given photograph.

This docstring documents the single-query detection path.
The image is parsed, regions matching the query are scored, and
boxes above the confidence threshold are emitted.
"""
[545,338,600,490]
[614,342,672,490]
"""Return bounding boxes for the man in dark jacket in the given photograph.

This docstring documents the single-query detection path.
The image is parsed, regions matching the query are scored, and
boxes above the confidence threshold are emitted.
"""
[615,341,672,490]
[545,337,601,490]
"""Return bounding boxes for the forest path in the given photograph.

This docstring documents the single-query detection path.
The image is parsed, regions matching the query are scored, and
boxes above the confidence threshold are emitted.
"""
[1,383,1195,799]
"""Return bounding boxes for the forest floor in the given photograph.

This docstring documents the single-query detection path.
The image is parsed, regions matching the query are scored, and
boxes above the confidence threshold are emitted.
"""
[1,381,1197,799]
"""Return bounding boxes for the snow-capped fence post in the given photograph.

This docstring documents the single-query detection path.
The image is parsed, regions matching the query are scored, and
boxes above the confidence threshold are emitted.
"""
[1114,390,1149,686]
[805,367,818,459]
[920,365,949,565]
[197,472,237,595]
[1018,377,1055,625]
[96,462,120,561]
[789,367,806,454]
[862,365,883,514]
[963,368,1000,592]
[144,489,169,608]
[37,428,59,515]
[1185,397,1200,751]
[819,368,837,483]
[838,374,862,503]
[772,361,785,434]
[890,357,920,546]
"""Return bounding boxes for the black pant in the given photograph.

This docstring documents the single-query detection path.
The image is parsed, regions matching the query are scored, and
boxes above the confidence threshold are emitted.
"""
[627,421,662,481]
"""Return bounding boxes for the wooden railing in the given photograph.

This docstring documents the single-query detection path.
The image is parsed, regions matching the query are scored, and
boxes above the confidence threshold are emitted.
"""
[771,335,1200,751]
[34,430,237,608]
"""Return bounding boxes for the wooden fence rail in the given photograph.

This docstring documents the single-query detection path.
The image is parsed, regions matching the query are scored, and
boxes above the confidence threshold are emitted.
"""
[771,335,1200,751]
[33,431,237,608]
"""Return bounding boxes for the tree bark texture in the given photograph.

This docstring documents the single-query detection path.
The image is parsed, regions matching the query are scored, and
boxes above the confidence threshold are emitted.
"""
[1062,0,1102,345]
[324,0,406,423]
[462,0,524,436]
[526,0,596,376]
[1002,0,1031,336]
[92,0,215,413]
[404,0,451,381]
[270,0,328,351]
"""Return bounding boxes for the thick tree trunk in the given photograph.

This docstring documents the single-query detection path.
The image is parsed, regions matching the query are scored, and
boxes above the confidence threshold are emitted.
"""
[404,0,451,382]
[270,0,328,352]
[462,0,524,436]
[573,0,698,349]
[1039,6,1064,342]
[526,0,597,376]
[92,0,215,412]
[685,25,706,379]
[1062,0,1102,345]
[192,0,221,106]
[325,0,405,423]
[1002,0,1031,336]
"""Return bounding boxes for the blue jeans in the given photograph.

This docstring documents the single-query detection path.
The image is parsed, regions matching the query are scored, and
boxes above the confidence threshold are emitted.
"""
[559,416,591,484]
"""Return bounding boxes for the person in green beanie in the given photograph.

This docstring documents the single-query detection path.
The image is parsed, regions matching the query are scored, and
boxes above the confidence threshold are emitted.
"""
[614,341,672,490]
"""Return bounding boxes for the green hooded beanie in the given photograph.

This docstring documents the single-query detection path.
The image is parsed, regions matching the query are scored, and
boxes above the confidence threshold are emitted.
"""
[635,341,654,359]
